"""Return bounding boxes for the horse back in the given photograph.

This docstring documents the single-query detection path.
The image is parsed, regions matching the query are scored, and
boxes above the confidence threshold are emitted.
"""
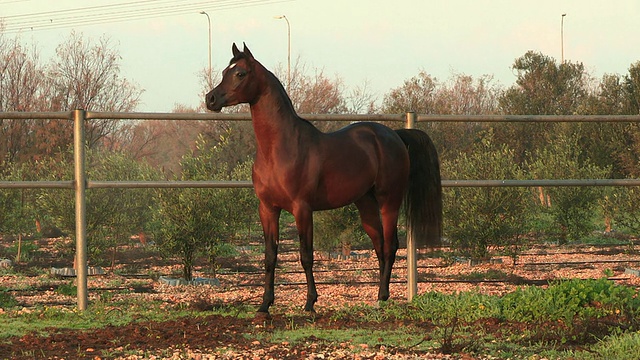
[252,121,410,211]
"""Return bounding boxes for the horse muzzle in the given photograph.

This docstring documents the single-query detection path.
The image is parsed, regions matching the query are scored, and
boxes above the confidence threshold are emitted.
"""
[205,89,226,113]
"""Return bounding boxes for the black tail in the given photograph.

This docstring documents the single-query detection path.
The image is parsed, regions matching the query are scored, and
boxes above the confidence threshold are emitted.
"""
[395,129,443,246]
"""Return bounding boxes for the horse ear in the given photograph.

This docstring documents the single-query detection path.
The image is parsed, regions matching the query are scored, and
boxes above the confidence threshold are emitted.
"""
[232,43,241,57]
[243,42,255,60]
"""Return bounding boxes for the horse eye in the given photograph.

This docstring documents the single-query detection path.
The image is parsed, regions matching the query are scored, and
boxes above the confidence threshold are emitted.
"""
[236,71,247,79]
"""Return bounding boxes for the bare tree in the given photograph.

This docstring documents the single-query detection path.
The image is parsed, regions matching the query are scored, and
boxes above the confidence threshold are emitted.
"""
[46,31,143,148]
[0,33,49,166]
[279,58,347,115]
[0,31,144,165]
[439,73,500,115]
[345,79,378,114]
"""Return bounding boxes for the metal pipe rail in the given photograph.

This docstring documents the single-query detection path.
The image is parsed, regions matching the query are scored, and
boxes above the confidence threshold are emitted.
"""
[6,111,640,122]
[416,114,640,123]
[2,111,640,310]
[5,178,640,190]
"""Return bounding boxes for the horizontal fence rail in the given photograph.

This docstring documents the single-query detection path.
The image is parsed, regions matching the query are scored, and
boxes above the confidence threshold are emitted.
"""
[6,178,640,190]
[2,110,640,311]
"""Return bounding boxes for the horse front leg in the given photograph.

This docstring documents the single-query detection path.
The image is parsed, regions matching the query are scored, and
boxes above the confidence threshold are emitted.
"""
[294,205,318,312]
[258,203,281,315]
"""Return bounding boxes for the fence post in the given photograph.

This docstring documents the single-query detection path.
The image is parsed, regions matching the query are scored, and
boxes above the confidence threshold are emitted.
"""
[73,109,88,311]
[405,112,417,302]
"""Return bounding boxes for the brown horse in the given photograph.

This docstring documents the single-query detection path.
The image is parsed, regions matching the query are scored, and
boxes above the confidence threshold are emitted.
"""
[206,43,442,315]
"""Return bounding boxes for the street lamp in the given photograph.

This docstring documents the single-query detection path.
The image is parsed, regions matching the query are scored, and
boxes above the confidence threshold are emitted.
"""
[561,13,566,63]
[200,11,212,87]
[274,15,290,91]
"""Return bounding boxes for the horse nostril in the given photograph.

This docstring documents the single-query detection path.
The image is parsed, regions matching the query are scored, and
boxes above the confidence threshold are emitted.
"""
[205,91,217,110]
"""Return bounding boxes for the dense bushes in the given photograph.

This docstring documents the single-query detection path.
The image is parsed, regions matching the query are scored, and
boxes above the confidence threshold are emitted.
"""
[1,150,160,265]
[355,278,640,358]
[1,123,639,268]
[152,136,257,280]
[33,149,160,266]
[528,132,610,243]
[440,128,622,259]
[0,138,258,279]
[442,130,532,259]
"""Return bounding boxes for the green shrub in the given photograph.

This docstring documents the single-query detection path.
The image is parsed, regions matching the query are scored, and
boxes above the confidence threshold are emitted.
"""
[55,283,77,297]
[314,204,369,254]
[0,288,19,309]
[153,136,257,280]
[442,129,532,259]
[607,187,640,242]
[7,238,39,263]
[529,132,610,243]
[34,148,161,266]
[0,161,37,244]
[378,279,639,332]
[500,278,639,325]
[409,291,501,324]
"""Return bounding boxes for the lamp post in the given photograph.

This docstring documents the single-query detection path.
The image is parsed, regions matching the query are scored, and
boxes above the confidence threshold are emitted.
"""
[200,11,212,87]
[561,13,566,63]
[274,15,290,91]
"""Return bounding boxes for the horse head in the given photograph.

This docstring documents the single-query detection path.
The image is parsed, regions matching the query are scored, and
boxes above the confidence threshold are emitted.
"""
[206,43,259,112]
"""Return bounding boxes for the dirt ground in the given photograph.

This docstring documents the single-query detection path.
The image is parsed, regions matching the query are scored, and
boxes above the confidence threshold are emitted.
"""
[1,237,640,359]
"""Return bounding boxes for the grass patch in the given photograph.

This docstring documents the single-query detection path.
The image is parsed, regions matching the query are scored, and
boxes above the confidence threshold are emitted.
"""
[1,278,638,359]
[572,331,640,360]
[455,269,510,281]
[262,327,437,353]
[0,294,230,339]
[326,278,640,357]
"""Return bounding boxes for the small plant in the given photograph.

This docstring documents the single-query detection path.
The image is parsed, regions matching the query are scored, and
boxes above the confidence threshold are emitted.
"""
[0,288,19,308]
[603,268,614,277]
[8,239,40,263]
[55,283,77,297]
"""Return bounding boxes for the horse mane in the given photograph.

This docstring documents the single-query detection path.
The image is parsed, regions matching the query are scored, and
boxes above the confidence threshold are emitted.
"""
[234,51,313,126]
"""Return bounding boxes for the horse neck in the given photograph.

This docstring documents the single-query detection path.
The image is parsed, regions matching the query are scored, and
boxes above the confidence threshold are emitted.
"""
[249,70,317,158]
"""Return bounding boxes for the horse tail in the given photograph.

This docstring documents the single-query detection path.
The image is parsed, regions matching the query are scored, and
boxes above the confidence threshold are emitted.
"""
[395,129,443,247]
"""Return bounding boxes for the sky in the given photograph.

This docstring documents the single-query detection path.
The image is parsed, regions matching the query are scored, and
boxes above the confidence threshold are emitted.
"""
[1,0,639,112]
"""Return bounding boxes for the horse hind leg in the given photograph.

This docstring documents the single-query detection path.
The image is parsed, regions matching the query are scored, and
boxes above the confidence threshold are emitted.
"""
[355,194,393,301]
[378,204,400,302]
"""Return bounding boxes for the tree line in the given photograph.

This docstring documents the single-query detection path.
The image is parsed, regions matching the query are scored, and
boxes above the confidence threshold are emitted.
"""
[1,31,640,278]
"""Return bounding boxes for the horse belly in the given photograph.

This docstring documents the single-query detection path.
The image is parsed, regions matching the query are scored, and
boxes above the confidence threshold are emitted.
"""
[312,156,376,210]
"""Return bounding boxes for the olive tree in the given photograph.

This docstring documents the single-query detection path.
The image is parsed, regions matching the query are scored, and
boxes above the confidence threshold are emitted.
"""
[35,149,160,267]
[153,136,257,280]
[528,133,610,243]
[442,130,532,260]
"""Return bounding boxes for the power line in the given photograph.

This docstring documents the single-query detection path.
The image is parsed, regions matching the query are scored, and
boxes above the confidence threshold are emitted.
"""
[2,0,176,19]
[3,0,284,29]
[1,0,292,33]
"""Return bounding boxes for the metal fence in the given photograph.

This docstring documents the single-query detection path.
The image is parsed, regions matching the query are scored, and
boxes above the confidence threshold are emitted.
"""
[2,110,640,310]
